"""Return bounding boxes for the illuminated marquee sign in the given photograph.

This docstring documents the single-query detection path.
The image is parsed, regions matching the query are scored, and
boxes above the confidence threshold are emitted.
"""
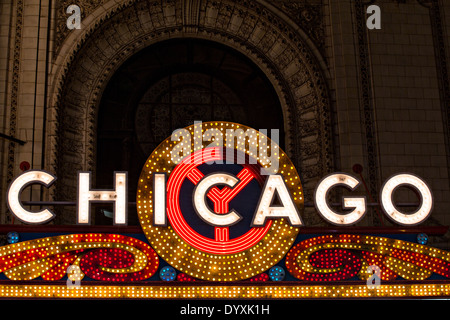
[7,122,433,229]
[1,121,449,299]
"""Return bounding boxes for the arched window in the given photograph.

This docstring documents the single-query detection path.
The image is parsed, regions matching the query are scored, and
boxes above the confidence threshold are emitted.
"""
[95,39,284,225]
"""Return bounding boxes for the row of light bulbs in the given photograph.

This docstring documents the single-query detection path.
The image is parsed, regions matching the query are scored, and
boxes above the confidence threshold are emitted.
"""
[0,283,448,299]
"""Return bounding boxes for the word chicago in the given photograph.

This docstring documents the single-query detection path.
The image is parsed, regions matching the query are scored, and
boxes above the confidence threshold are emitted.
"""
[6,122,432,228]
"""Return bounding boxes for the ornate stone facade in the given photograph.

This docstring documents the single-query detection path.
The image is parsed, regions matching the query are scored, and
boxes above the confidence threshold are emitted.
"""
[46,0,334,224]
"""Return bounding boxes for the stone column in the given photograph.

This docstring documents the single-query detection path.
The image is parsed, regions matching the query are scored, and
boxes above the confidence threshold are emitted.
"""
[0,0,51,223]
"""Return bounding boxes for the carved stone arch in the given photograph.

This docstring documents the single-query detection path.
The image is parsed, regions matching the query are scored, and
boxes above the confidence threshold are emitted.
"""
[49,0,333,224]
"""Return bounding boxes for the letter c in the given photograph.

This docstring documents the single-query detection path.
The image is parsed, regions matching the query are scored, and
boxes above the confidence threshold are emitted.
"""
[7,170,56,224]
[193,173,242,226]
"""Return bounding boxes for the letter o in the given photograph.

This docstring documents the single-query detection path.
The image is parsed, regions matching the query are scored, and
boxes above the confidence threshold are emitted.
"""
[380,173,433,226]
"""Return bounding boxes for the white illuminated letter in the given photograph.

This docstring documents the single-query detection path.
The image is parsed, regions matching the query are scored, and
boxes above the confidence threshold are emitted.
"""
[380,173,433,226]
[193,173,242,226]
[314,173,366,226]
[77,172,128,225]
[153,173,167,226]
[252,174,303,226]
[7,170,56,224]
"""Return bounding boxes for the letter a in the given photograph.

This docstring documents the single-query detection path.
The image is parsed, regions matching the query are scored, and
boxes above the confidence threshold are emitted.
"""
[66,4,81,29]
[366,5,381,30]
[251,174,303,226]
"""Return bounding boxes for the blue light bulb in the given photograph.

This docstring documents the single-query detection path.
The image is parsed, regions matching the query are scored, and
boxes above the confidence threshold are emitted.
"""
[417,233,428,245]
[269,266,285,281]
[7,232,19,244]
[159,266,177,281]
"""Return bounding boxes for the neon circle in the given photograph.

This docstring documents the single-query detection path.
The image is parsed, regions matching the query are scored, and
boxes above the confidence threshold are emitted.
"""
[136,121,303,281]
[166,147,272,254]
